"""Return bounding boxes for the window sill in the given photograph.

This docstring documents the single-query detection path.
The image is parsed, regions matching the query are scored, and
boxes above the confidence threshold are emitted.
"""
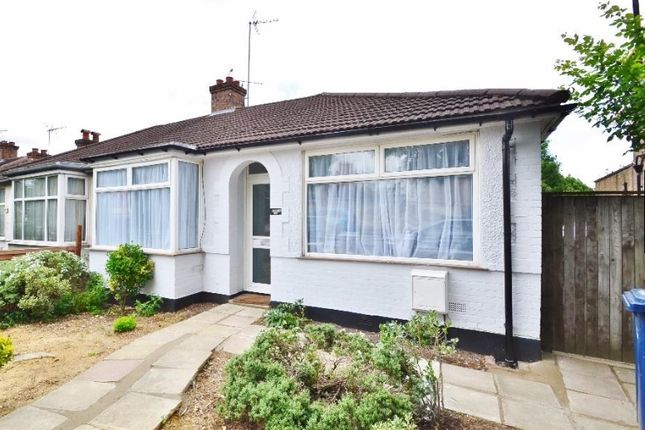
[89,247,203,257]
[9,240,81,247]
[298,253,490,271]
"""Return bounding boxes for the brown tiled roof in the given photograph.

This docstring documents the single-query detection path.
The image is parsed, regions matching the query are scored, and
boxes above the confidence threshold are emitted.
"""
[3,89,572,175]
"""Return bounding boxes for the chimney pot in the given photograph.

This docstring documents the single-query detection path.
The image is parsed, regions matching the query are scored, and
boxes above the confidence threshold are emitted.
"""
[216,79,224,85]
[76,129,99,148]
[91,131,100,143]
[225,76,234,83]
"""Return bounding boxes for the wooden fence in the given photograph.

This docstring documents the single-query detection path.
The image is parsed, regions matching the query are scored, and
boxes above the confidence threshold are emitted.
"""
[541,193,645,362]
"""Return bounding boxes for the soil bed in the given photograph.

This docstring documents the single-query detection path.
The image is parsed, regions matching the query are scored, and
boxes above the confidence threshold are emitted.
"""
[0,303,214,417]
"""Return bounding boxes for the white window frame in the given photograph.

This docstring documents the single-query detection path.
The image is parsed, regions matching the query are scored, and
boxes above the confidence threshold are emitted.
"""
[0,187,6,239]
[64,174,89,242]
[92,157,202,255]
[303,132,480,266]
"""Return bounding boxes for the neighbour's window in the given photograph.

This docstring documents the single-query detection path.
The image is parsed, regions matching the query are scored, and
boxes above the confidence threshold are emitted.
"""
[306,137,474,261]
[65,177,87,242]
[13,175,58,242]
[96,162,171,250]
[0,188,5,237]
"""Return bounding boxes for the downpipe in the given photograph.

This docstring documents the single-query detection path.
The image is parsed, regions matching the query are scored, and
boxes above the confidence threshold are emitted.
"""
[501,118,518,368]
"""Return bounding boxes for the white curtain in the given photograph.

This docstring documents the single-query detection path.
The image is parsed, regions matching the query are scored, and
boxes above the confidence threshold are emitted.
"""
[67,178,85,195]
[65,199,86,241]
[97,169,127,188]
[384,140,469,172]
[24,178,46,198]
[178,162,198,249]
[47,200,57,241]
[47,176,58,196]
[307,175,473,261]
[309,151,375,177]
[24,200,45,241]
[14,201,22,239]
[96,192,128,246]
[129,188,170,249]
[133,163,168,185]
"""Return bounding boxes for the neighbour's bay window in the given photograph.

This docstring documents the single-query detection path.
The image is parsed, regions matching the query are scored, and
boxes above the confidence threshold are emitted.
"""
[0,188,6,238]
[94,159,200,252]
[12,174,87,243]
[306,135,475,262]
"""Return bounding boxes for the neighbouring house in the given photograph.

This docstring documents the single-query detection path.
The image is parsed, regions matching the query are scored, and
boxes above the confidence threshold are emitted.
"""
[594,150,644,192]
[0,77,574,361]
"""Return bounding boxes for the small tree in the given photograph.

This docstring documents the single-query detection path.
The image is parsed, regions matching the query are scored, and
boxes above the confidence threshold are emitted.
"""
[542,141,592,192]
[105,243,154,313]
[555,2,644,151]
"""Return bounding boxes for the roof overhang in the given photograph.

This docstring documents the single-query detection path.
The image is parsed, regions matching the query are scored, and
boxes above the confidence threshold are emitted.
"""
[3,161,90,177]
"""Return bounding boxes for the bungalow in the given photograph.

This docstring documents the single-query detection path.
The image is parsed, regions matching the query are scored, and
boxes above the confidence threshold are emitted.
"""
[0,78,574,361]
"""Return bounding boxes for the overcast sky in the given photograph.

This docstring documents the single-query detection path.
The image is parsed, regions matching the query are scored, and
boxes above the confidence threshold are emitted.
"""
[0,0,635,185]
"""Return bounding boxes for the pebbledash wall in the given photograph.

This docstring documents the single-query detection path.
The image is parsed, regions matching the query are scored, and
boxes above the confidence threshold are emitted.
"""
[87,117,545,360]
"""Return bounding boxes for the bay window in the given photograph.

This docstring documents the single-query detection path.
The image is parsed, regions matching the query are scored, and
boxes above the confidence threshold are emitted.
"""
[305,135,475,262]
[0,188,5,238]
[94,159,200,252]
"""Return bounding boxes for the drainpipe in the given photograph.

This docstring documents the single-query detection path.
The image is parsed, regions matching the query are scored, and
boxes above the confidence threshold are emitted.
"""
[502,118,518,368]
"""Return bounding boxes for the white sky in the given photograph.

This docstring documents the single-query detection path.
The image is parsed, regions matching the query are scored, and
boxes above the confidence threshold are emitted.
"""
[0,0,635,185]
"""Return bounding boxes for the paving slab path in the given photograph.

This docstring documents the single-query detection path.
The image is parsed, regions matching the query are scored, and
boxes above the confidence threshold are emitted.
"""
[443,352,639,430]
[0,303,266,430]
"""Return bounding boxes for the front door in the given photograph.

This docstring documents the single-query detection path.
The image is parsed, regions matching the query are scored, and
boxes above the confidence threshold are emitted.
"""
[246,165,270,294]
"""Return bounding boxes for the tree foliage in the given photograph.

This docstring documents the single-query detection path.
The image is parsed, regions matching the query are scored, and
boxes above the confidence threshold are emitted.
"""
[542,141,592,192]
[555,2,644,151]
[105,243,154,313]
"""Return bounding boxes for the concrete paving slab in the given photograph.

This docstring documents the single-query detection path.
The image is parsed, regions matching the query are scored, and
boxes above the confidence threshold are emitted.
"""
[567,390,637,426]
[557,356,615,379]
[90,392,180,430]
[134,328,187,345]
[197,323,241,338]
[76,359,143,383]
[443,383,501,423]
[153,348,212,370]
[0,406,67,430]
[614,367,636,384]
[237,324,265,339]
[34,380,115,412]
[176,333,228,351]
[218,314,258,328]
[562,368,627,400]
[623,382,636,404]
[495,374,560,407]
[235,307,266,319]
[73,426,101,430]
[186,309,230,324]
[217,334,256,355]
[105,339,161,360]
[501,398,573,430]
[211,303,246,315]
[13,351,55,362]
[130,367,197,396]
[442,363,497,393]
[573,414,637,430]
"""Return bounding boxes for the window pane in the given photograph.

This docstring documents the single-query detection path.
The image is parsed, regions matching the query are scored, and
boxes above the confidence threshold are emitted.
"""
[97,169,127,188]
[178,162,199,249]
[0,204,5,237]
[65,199,86,242]
[307,175,473,261]
[252,248,271,284]
[384,140,470,172]
[47,176,58,196]
[252,183,270,237]
[47,200,57,241]
[14,180,23,199]
[24,177,46,198]
[67,178,85,195]
[0,188,5,202]
[96,192,128,246]
[129,188,170,249]
[13,201,22,240]
[132,163,168,185]
[24,200,45,241]
[309,151,375,177]
[248,162,267,175]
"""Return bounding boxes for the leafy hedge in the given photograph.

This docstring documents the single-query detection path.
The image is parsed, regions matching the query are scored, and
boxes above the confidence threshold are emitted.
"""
[0,251,107,326]
[220,303,456,429]
[0,336,13,367]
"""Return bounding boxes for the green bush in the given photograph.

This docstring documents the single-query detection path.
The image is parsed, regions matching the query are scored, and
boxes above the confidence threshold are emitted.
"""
[265,299,306,329]
[113,315,137,333]
[106,244,154,313]
[0,335,13,367]
[135,295,163,317]
[219,309,456,429]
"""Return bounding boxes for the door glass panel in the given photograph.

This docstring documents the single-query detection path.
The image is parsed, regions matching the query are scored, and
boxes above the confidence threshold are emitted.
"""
[252,248,271,284]
[252,184,270,237]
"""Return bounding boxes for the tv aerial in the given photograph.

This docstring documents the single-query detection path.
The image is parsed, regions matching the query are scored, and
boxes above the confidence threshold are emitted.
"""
[46,124,66,147]
[246,11,278,105]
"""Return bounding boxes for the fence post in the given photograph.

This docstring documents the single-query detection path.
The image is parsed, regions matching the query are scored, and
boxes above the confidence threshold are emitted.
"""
[75,225,82,256]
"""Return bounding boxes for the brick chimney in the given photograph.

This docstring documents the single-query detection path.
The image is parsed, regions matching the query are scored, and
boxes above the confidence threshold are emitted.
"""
[75,129,100,148]
[209,76,246,113]
[0,141,19,160]
[27,148,49,161]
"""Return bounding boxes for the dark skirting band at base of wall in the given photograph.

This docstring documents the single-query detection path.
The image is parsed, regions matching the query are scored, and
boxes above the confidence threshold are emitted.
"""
[158,291,235,311]
[271,301,542,362]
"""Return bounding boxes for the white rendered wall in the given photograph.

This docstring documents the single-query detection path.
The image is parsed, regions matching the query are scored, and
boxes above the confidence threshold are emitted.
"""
[200,120,544,340]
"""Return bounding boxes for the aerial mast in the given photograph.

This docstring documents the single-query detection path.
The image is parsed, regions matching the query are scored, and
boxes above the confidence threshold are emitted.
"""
[246,11,278,106]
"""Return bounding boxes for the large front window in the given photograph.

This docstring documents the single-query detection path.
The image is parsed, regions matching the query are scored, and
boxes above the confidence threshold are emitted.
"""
[94,159,199,252]
[306,136,474,262]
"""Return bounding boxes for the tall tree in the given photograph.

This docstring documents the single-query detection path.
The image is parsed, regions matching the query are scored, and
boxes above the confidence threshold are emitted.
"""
[541,141,592,192]
[556,2,644,151]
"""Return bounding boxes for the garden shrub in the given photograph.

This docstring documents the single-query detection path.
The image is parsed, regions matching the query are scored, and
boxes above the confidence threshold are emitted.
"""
[113,315,137,333]
[105,244,154,313]
[135,294,163,317]
[0,335,13,367]
[220,307,456,429]
[265,299,306,329]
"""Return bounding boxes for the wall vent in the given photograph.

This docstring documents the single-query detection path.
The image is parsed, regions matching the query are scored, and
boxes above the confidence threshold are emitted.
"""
[448,302,467,313]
